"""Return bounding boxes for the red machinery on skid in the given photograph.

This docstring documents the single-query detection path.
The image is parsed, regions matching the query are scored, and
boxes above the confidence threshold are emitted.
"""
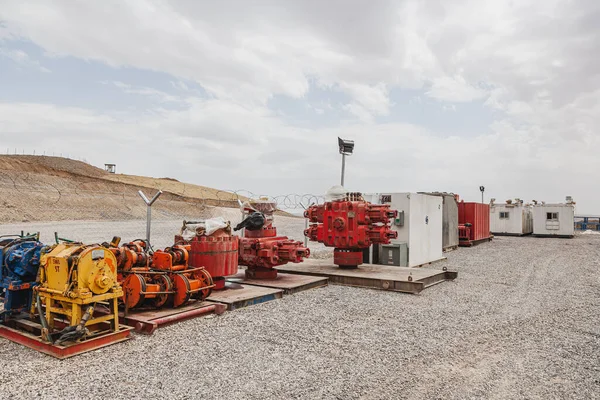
[458,199,491,247]
[110,239,173,310]
[304,192,397,269]
[152,244,214,307]
[182,220,239,290]
[235,199,309,279]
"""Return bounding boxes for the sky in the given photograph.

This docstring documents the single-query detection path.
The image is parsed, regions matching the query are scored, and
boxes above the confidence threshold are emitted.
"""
[0,1,598,213]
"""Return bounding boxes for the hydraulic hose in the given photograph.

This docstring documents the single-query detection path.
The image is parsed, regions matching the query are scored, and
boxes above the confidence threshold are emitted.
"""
[36,293,54,344]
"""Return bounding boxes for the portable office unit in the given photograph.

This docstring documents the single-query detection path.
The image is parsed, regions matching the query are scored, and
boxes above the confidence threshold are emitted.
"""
[490,199,533,236]
[532,197,575,238]
[363,192,444,267]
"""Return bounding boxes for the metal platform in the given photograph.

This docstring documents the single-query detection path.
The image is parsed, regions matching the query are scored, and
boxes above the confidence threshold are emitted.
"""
[532,234,574,239]
[206,282,283,310]
[276,259,457,294]
[0,318,133,359]
[226,272,328,294]
[459,237,493,247]
[491,232,531,237]
[120,301,227,334]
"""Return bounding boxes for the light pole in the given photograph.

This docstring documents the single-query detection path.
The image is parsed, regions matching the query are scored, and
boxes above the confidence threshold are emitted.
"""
[338,137,355,187]
[479,186,485,204]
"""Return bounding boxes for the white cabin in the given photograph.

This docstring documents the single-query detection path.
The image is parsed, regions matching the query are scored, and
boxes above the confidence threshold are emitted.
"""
[532,198,575,238]
[490,199,533,236]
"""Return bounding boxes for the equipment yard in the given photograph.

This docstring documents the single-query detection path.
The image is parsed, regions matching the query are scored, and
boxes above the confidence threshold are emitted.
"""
[1,235,598,399]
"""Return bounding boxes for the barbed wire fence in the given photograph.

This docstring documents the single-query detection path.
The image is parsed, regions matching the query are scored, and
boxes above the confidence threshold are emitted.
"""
[0,170,326,250]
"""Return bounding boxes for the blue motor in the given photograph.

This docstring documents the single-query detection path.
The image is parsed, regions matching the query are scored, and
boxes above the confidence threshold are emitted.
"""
[1,235,45,320]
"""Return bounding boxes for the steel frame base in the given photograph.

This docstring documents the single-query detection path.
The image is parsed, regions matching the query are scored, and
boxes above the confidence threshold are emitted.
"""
[459,237,493,247]
[491,232,532,237]
[227,271,328,294]
[277,260,457,294]
[119,301,227,334]
[0,318,132,359]
[532,234,575,239]
[206,281,283,310]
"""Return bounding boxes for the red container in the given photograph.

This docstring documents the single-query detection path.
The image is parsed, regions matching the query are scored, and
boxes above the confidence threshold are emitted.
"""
[188,235,239,286]
[458,201,491,243]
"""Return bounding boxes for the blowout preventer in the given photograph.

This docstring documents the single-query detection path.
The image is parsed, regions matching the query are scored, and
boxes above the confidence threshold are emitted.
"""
[0,234,45,321]
[304,192,397,269]
[152,244,214,307]
[236,199,309,279]
[109,238,173,310]
[34,242,123,343]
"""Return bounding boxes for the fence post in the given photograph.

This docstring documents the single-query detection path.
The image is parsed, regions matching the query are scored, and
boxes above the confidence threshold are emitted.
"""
[138,190,162,247]
[304,218,308,247]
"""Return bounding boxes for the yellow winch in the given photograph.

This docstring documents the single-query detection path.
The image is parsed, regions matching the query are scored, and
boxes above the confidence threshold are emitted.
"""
[34,243,123,344]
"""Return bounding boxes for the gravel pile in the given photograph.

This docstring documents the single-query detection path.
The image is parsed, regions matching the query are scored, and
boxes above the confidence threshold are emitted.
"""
[1,235,599,399]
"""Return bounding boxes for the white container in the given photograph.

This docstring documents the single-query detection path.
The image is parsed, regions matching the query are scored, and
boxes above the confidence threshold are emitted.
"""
[490,200,533,236]
[532,199,575,238]
[364,192,444,267]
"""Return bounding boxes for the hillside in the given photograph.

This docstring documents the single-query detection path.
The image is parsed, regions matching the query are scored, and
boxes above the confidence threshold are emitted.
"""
[0,155,242,223]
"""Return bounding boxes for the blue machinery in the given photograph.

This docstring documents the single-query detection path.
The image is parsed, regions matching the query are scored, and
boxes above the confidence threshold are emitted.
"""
[0,234,45,321]
[574,216,600,231]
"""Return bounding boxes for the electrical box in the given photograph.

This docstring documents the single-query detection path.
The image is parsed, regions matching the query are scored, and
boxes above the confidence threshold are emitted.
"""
[364,192,444,267]
[379,243,408,267]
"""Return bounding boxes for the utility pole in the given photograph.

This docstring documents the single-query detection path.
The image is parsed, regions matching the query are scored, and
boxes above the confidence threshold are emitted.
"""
[338,137,355,187]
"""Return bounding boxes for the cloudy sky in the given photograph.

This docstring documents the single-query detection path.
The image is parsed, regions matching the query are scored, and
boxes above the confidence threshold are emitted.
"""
[0,1,598,212]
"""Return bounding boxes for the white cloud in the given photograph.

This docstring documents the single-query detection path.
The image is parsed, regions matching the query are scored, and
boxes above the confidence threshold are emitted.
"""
[0,0,599,212]
[0,48,50,72]
[426,76,486,103]
[104,81,182,103]
[339,82,391,120]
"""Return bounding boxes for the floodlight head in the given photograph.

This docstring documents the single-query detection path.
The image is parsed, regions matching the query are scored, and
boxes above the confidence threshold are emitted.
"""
[338,137,355,155]
[479,186,485,192]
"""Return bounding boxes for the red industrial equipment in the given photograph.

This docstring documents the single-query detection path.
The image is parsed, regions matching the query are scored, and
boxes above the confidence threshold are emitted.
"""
[304,192,397,269]
[182,220,239,290]
[458,200,491,246]
[152,244,214,307]
[109,239,173,310]
[235,199,310,279]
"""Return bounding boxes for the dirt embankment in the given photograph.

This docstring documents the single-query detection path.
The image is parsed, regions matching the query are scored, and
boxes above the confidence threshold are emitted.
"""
[0,155,241,223]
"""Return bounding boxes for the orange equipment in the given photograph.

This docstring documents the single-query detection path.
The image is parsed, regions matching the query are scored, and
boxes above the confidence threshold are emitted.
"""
[109,238,173,310]
[151,244,214,307]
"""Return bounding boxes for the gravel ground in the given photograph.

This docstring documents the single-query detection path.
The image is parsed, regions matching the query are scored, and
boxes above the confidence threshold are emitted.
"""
[1,235,599,399]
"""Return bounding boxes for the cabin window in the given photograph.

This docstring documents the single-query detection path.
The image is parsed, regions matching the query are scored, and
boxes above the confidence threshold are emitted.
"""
[499,211,509,219]
[546,212,558,220]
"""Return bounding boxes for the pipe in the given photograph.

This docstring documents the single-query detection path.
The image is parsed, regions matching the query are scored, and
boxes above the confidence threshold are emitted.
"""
[151,304,217,326]
[36,293,54,344]
[340,153,346,186]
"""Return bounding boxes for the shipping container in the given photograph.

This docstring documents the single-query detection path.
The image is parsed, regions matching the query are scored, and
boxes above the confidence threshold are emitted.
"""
[490,199,533,236]
[421,192,459,251]
[532,198,575,238]
[363,192,444,267]
[458,201,491,246]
